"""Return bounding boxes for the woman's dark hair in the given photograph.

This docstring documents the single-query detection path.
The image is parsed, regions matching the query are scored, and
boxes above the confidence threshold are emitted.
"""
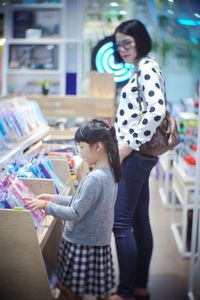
[75,119,121,183]
[113,19,152,63]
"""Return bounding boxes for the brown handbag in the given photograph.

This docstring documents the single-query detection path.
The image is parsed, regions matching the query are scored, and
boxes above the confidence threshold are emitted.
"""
[136,72,180,156]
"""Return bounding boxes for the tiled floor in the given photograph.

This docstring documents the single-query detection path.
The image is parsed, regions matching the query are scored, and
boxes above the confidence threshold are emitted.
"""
[111,174,189,300]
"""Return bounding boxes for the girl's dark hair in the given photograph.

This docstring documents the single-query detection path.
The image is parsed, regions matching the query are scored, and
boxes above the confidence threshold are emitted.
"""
[75,119,121,183]
[113,19,152,64]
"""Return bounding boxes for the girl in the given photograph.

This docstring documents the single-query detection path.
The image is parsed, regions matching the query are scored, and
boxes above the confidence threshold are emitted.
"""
[24,119,121,300]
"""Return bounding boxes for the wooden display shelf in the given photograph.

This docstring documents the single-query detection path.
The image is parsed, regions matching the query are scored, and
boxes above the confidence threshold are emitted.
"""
[38,215,57,250]
[0,177,63,299]
[27,94,116,122]
[0,209,55,300]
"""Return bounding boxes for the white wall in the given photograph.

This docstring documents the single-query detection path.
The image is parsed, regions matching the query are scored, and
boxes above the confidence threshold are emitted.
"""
[162,52,199,102]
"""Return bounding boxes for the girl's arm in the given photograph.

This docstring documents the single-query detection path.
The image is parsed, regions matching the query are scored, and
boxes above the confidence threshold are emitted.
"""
[52,194,72,206]
[45,175,99,221]
[25,175,100,222]
[23,194,72,211]
[36,193,72,206]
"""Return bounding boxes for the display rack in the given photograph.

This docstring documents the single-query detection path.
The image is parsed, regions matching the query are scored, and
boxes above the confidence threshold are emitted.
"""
[0,209,55,300]
[0,112,72,298]
[188,83,200,300]
[171,162,199,258]
[158,151,174,208]
[2,0,84,95]
[0,125,50,166]
[0,173,64,300]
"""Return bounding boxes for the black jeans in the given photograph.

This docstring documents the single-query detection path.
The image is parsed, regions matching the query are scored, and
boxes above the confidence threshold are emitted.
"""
[113,150,158,298]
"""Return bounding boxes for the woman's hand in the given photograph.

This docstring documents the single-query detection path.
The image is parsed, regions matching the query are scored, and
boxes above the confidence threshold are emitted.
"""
[36,193,54,201]
[118,143,133,164]
[23,197,46,211]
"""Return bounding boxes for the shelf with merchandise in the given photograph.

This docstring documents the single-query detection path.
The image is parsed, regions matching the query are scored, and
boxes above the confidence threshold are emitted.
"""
[9,1,63,39]
[170,162,200,258]
[0,125,50,166]
[2,0,85,96]
[0,105,74,299]
[0,150,60,299]
[0,96,50,166]
[2,0,66,96]
[8,43,59,70]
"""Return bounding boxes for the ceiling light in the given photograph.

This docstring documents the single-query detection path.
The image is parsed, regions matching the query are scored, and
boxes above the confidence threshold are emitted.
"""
[167,9,174,15]
[110,2,119,7]
[168,0,174,2]
[119,10,127,16]
[194,13,200,19]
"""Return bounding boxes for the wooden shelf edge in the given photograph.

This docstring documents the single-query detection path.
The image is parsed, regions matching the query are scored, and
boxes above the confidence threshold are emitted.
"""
[38,215,57,250]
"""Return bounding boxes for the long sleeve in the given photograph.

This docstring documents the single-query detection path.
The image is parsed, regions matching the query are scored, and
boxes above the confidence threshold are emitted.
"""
[52,194,72,206]
[128,59,166,148]
[115,56,166,150]
[45,175,100,221]
[50,167,117,246]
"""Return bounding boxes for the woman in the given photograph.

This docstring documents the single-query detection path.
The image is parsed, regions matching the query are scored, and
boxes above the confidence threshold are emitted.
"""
[111,20,166,300]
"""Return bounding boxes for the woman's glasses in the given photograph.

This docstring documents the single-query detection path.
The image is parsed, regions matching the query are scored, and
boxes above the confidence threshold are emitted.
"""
[115,39,134,52]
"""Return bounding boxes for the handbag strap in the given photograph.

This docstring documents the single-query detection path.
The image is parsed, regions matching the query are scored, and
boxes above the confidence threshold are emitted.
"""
[136,66,167,114]
[136,70,147,113]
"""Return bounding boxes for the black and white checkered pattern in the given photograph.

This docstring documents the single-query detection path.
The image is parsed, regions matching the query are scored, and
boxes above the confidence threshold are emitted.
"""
[57,239,115,297]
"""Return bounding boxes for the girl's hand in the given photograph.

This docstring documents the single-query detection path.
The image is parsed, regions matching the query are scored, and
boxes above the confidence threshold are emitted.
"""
[23,197,46,211]
[36,193,54,201]
[119,143,133,164]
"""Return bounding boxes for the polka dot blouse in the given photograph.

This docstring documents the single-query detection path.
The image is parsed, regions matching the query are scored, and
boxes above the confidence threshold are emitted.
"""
[115,55,166,150]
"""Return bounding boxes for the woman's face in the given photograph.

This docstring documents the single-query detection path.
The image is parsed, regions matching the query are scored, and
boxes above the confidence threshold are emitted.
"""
[115,32,137,64]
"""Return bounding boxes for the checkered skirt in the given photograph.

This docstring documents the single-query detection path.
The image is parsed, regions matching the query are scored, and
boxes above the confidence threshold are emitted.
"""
[57,239,115,297]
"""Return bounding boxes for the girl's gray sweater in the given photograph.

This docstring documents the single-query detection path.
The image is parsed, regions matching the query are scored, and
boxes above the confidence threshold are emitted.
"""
[45,167,118,246]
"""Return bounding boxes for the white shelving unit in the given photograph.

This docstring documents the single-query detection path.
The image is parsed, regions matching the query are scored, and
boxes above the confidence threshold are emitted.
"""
[2,0,84,95]
[158,151,174,208]
[171,162,199,258]
[188,84,200,300]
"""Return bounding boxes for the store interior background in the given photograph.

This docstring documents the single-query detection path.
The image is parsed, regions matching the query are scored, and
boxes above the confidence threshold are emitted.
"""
[85,0,200,104]
[0,1,200,300]
[0,0,200,101]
